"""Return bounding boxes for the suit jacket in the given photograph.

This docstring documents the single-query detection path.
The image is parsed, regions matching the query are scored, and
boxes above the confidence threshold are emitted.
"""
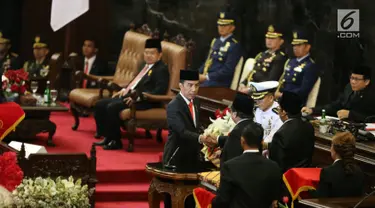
[218,119,253,167]
[313,84,375,122]
[83,57,110,88]
[198,36,242,87]
[212,152,282,208]
[269,117,315,173]
[163,93,202,170]
[280,56,319,104]
[316,160,364,198]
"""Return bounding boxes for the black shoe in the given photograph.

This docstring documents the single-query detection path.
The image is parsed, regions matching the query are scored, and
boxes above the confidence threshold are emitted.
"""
[103,140,123,150]
[94,137,110,146]
[94,133,101,139]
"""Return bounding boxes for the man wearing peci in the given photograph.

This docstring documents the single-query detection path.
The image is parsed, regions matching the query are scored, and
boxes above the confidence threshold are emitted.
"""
[93,39,169,150]
[302,66,375,122]
[198,12,242,88]
[163,70,215,171]
[239,24,286,94]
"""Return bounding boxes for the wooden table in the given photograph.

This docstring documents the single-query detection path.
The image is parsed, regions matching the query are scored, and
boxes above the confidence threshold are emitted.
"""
[299,196,375,208]
[146,162,210,208]
[7,102,69,146]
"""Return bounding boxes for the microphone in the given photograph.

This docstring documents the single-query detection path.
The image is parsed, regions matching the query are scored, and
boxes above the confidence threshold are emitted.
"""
[164,147,180,170]
[353,189,375,208]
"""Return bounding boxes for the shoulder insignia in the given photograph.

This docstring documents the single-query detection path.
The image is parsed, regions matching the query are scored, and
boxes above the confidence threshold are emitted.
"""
[309,57,315,63]
[231,38,238,43]
[210,38,216,48]
[280,51,285,56]
[272,107,279,115]
[10,52,18,57]
[255,52,262,60]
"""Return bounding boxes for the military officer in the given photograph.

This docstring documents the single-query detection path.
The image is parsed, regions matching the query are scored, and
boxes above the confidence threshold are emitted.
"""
[0,30,21,75]
[276,29,319,104]
[239,24,287,94]
[250,81,283,148]
[198,11,242,88]
[24,35,50,78]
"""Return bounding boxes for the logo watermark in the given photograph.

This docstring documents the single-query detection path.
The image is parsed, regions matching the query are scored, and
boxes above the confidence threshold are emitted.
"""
[337,9,360,38]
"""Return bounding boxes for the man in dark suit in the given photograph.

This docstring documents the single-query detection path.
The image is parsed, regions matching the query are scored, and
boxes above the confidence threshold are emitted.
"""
[23,35,50,78]
[269,91,315,173]
[81,38,110,88]
[213,92,255,167]
[93,39,169,150]
[276,29,319,104]
[302,66,375,122]
[0,30,22,75]
[198,12,242,88]
[163,70,215,171]
[212,123,282,208]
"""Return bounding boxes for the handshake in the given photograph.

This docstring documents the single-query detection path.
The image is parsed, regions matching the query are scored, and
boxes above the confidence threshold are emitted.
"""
[200,134,218,148]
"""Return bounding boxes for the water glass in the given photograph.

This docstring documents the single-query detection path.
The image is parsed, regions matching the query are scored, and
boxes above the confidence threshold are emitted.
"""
[30,81,38,95]
[51,89,58,103]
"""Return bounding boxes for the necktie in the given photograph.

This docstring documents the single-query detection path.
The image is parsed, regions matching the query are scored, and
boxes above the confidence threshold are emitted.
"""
[189,101,195,123]
[82,61,89,88]
[126,65,149,91]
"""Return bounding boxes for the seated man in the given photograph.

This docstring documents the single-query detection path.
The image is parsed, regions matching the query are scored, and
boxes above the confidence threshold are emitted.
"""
[0,30,21,75]
[269,91,315,173]
[24,35,50,78]
[276,29,319,104]
[93,39,169,150]
[212,123,282,208]
[214,92,255,167]
[198,12,242,88]
[239,24,286,94]
[315,132,364,198]
[250,81,283,148]
[302,66,375,122]
[81,38,109,88]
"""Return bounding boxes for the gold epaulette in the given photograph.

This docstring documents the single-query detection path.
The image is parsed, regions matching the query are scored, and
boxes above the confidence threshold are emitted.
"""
[255,52,262,60]
[272,107,279,114]
[210,38,216,47]
[231,37,238,43]
[10,52,18,57]
[280,51,285,56]
[23,61,29,71]
[309,57,315,63]
[284,59,290,68]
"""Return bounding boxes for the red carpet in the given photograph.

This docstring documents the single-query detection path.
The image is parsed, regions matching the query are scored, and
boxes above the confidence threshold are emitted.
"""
[31,111,165,208]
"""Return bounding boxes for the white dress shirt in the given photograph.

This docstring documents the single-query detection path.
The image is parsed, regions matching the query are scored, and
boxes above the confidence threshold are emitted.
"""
[179,92,196,127]
[243,149,259,154]
[296,53,310,62]
[130,63,154,90]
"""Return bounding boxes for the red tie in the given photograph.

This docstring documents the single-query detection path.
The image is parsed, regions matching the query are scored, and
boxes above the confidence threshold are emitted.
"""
[188,101,195,123]
[82,61,89,88]
[126,65,149,91]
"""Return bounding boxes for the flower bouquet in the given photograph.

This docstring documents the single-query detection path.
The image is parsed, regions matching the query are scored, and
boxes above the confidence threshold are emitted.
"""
[2,69,29,102]
[0,152,23,208]
[201,107,235,167]
[12,176,95,208]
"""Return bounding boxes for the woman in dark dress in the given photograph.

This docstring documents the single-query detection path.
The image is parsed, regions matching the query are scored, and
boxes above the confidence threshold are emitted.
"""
[316,131,364,197]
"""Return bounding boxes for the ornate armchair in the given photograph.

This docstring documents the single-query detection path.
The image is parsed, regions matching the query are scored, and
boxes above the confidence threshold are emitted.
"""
[69,26,156,131]
[119,34,195,152]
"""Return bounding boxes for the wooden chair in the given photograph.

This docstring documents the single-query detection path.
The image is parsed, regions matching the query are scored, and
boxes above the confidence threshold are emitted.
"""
[69,25,156,130]
[119,34,195,152]
[239,58,255,85]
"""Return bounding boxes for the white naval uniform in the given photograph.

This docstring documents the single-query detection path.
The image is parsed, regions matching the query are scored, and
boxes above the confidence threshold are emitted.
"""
[254,101,283,143]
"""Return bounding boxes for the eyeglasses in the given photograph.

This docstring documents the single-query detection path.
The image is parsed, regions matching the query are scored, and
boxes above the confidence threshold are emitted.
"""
[349,76,365,82]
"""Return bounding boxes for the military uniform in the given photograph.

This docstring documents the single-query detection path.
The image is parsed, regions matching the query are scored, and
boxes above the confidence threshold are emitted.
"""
[24,35,50,78]
[199,12,242,88]
[279,30,319,104]
[0,31,21,75]
[242,25,287,86]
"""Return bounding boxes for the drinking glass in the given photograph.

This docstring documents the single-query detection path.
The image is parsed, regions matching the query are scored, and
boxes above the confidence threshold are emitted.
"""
[50,89,58,104]
[30,81,38,95]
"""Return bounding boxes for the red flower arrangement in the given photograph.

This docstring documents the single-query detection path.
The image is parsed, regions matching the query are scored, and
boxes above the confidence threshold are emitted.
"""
[278,196,290,208]
[2,69,29,95]
[0,152,24,192]
[214,107,230,119]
